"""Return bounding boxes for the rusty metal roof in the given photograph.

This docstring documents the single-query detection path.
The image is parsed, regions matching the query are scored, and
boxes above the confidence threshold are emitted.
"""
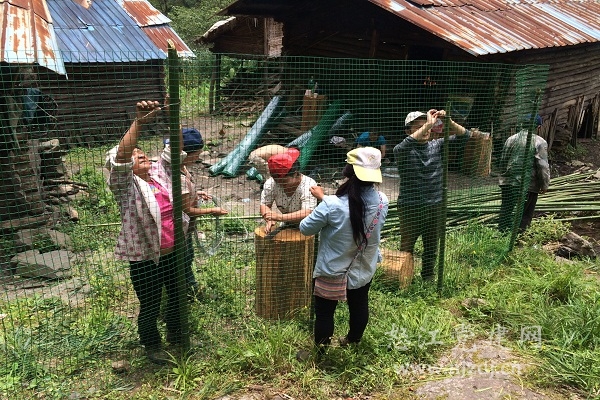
[368,0,600,56]
[121,0,194,58]
[141,25,195,59]
[121,0,170,26]
[49,0,164,63]
[0,0,66,75]
[1,0,193,76]
[221,0,600,56]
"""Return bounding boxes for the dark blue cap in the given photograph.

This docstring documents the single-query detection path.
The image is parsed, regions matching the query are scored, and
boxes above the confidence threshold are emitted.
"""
[182,128,203,152]
[523,114,543,127]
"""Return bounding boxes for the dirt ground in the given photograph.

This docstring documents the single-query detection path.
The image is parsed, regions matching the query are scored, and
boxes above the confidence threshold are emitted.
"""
[188,115,404,220]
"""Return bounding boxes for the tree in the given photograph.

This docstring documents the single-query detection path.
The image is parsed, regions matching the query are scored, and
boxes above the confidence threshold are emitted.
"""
[152,0,232,51]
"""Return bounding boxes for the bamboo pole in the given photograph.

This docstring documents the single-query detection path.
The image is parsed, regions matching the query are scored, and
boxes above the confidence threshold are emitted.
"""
[381,168,600,236]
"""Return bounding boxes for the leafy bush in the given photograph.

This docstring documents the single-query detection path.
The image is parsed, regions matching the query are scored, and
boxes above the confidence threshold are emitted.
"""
[168,1,232,51]
[519,214,571,246]
[31,235,60,254]
[0,238,16,262]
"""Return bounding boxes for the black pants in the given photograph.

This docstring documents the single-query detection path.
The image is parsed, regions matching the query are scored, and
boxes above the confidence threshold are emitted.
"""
[314,281,371,347]
[184,233,197,288]
[129,252,182,348]
[398,203,442,279]
[521,192,539,231]
[499,186,539,232]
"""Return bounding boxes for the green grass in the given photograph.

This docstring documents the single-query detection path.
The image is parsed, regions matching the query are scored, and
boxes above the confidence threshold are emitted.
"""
[180,81,211,117]
[4,229,597,399]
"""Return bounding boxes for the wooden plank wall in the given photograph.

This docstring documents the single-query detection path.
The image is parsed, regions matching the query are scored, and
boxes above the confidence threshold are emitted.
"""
[211,20,265,55]
[506,43,600,145]
[36,61,167,148]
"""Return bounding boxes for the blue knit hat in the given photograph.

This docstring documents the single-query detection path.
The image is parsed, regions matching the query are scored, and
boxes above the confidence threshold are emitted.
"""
[182,128,203,152]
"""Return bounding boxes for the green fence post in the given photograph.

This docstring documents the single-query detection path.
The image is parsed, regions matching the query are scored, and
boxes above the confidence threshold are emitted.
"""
[437,101,452,293]
[167,41,189,353]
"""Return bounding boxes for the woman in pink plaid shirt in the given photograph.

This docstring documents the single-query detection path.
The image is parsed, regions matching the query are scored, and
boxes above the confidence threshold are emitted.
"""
[106,100,189,365]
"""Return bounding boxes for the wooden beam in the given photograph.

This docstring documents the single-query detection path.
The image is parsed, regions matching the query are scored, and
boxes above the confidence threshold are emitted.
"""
[368,27,379,58]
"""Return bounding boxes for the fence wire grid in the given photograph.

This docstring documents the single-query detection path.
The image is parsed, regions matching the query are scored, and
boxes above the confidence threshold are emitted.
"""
[0,53,548,398]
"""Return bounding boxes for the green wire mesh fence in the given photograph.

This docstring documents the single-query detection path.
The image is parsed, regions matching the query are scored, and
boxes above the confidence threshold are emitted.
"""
[0,52,547,397]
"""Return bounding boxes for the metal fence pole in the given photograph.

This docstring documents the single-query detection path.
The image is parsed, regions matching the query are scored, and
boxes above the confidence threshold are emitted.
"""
[437,101,452,293]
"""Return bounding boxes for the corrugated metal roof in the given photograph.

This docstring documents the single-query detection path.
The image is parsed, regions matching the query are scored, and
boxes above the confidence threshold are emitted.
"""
[0,0,66,74]
[120,0,195,58]
[1,0,193,74]
[142,25,195,59]
[48,0,174,63]
[368,0,600,56]
[220,0,599,56]
[121,0,170,27]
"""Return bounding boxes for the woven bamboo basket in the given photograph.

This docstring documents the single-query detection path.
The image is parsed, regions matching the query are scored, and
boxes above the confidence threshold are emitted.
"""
[254,227,315,320]
[379,248,414,289]
[463,132,492,177]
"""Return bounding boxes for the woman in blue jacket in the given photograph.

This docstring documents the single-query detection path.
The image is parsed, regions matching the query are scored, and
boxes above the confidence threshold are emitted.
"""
[300,147,389,354]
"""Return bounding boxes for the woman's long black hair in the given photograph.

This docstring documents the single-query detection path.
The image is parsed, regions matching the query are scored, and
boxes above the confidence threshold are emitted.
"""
[336,164,374,247]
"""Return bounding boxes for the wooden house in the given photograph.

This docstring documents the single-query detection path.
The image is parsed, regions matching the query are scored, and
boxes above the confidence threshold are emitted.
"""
[0,0,192,228]
[35,0,194,146]
[199,0,600,150]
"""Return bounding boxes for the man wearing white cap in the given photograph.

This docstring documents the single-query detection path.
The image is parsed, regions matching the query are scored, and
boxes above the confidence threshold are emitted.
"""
[393,109,471,281]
